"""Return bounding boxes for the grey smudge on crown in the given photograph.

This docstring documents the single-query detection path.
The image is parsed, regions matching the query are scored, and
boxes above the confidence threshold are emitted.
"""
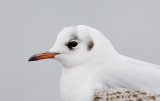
[70,34,79,40]
[69,27,79,41]
[87,40,94,51]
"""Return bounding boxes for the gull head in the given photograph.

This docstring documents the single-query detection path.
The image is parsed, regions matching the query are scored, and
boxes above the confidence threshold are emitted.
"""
[28,25,117,67]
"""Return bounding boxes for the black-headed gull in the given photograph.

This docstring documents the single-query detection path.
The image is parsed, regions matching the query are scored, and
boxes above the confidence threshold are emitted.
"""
[29,25,160,101]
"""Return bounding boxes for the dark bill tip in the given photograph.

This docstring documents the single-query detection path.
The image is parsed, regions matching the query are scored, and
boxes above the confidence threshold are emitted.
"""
[28,55,37,62]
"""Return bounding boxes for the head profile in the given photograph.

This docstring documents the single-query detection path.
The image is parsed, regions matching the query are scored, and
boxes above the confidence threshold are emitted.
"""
[28,25,117,67]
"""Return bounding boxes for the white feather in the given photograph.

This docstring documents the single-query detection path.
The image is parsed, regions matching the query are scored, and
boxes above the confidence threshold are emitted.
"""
[49,25,160,101]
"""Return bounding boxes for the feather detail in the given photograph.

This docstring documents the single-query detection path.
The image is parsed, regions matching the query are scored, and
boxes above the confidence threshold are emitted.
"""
[94,88,160,101]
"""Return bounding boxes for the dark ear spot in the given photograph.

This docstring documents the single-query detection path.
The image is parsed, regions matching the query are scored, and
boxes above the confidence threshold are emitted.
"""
[87,40,94,51]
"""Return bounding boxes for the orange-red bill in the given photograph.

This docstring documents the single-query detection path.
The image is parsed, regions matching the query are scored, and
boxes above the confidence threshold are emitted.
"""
[28,51,60,61]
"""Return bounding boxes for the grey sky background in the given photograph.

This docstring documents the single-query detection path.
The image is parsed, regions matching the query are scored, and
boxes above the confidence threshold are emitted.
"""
[0,0,160,101]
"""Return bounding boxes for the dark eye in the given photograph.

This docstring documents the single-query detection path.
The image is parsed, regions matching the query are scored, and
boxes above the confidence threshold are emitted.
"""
[67,41,78,48]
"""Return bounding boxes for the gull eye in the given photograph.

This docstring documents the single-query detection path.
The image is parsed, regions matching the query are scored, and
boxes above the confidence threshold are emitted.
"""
[67,40,78,49]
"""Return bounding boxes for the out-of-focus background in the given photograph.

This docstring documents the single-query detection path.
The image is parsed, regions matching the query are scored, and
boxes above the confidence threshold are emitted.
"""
[0,0,160,101]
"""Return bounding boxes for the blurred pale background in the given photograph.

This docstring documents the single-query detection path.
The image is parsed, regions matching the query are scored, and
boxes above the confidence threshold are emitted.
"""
[0,0,160,101]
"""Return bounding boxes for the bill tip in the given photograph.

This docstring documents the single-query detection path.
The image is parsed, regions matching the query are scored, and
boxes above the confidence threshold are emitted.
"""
[28,55,37,62]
